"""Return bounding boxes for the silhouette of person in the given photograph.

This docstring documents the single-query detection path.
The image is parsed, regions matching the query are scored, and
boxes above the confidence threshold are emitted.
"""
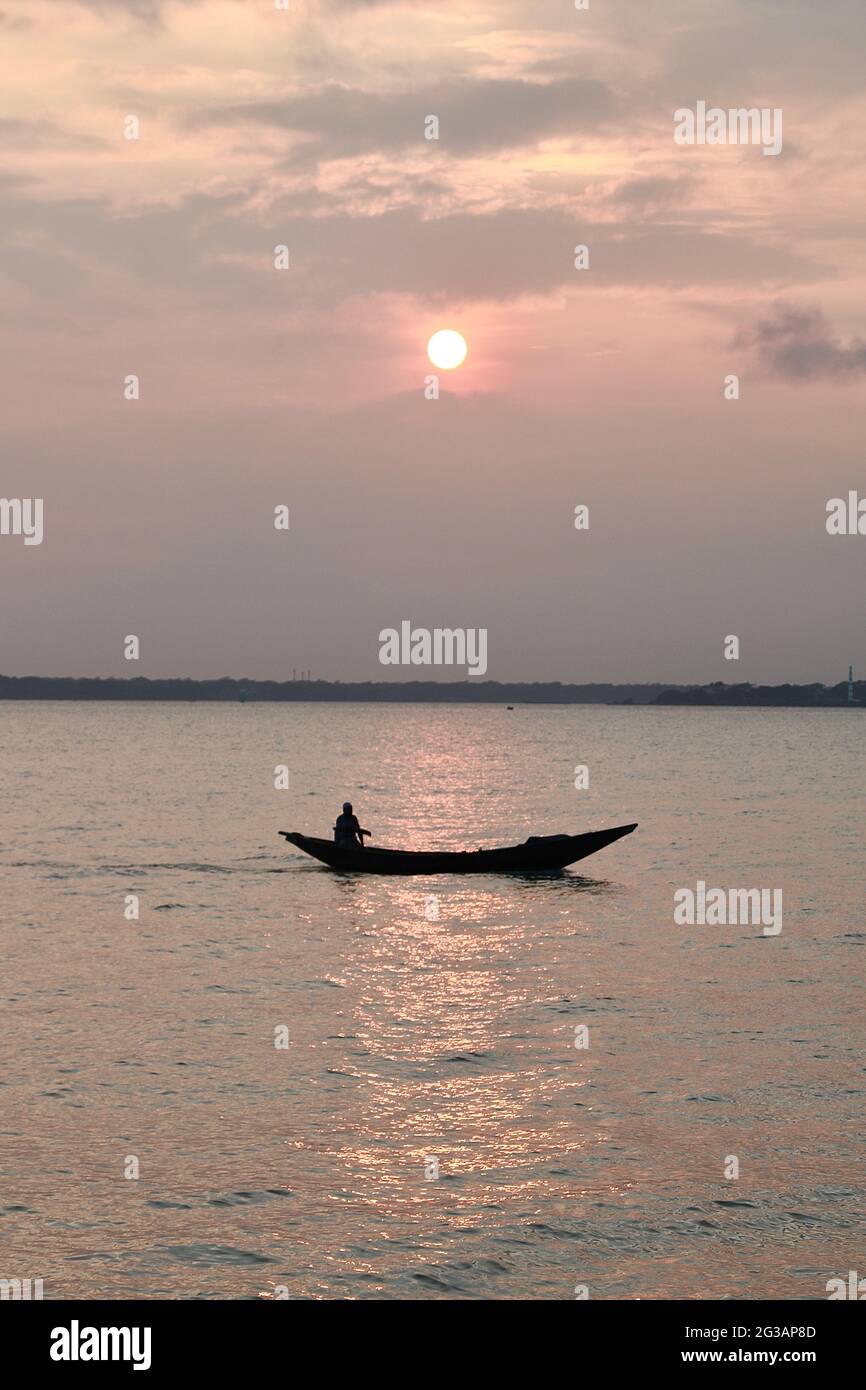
[334,801,370,848]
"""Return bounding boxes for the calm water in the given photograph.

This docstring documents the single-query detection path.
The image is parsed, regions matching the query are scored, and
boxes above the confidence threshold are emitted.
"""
[2,701,863,1300]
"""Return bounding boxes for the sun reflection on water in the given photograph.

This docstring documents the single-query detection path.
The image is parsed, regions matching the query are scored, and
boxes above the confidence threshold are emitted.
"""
[323,869,629,1224]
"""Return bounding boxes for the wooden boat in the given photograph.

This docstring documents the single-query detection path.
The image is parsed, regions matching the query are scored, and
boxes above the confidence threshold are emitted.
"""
[279,823,637,875]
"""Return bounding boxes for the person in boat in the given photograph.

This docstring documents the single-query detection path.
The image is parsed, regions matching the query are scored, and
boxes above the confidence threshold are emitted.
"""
[334,801,370,848]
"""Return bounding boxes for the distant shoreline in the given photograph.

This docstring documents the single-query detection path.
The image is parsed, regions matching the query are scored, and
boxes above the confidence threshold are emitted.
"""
[0,676,862,707]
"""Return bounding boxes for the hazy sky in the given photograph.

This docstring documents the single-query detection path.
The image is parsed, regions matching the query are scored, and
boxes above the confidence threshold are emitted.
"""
[2,0,865,683]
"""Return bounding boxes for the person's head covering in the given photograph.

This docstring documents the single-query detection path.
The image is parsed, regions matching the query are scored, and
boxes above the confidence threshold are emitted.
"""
[342,801,352,813]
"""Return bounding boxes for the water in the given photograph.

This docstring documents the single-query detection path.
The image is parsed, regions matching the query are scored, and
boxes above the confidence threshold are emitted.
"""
[2,701,863,1300]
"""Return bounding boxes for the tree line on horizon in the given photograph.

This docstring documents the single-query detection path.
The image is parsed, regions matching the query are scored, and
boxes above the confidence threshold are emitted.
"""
[0,675,861,705]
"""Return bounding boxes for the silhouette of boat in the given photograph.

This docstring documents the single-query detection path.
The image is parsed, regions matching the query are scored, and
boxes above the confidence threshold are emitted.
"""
[279,824,637,875]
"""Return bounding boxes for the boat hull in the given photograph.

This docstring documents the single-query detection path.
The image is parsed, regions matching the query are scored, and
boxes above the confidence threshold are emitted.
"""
[279,824,637,875]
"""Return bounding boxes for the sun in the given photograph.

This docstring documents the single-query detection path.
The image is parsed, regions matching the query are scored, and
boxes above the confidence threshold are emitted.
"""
[427,329,468,370]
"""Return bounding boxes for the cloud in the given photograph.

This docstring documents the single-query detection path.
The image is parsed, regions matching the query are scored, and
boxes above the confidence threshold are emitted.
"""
[658,0,866,98]
[196,75,619,160]
[0,118,107,149]
[0,186,821,316]
[735,304,866,380]
[73,0,164,17]
[605,174,697,210]
[0,6,32,27]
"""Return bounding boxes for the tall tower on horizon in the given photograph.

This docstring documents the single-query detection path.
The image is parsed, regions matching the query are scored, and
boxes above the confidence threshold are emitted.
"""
[848,665,855,704]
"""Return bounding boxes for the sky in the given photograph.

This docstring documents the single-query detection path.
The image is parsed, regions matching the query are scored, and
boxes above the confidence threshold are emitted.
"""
[1,0,865,684]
